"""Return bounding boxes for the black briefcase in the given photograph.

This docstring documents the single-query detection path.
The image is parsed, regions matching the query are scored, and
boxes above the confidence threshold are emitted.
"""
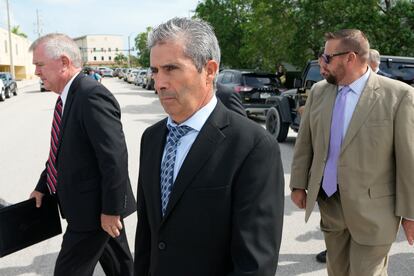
[0,196,62,257]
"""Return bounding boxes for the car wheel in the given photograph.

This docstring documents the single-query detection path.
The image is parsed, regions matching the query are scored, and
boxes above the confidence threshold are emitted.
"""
[5,88,11,98]
[0,88,5,101]
[265,106,289,142]
[13,87,17,96]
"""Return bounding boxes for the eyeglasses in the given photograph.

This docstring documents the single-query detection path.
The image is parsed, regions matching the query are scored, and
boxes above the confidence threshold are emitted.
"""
[319,51,357,64]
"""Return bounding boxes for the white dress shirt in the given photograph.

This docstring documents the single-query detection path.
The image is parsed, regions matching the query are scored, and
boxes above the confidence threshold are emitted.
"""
[162,96,218,182]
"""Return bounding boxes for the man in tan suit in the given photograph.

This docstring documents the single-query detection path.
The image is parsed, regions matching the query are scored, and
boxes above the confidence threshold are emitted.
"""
[290,29,414,276]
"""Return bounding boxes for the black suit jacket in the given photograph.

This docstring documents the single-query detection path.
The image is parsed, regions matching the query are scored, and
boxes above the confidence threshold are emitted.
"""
[36,74,136,231]
[135,101,284,276]
[216,89,247,117]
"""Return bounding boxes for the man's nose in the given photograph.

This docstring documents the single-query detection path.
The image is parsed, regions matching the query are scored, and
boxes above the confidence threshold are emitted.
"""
[34,67,41,76]
[154,72,167,91]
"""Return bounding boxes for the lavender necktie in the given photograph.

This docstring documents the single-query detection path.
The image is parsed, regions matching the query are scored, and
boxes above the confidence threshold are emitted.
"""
[322,86,351,197]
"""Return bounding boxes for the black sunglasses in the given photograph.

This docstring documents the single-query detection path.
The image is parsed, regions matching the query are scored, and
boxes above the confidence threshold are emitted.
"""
[319,51,357,64]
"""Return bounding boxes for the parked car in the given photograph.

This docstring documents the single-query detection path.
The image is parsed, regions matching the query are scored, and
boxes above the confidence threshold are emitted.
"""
[98,67,113,77]
[127,69,140,83]
[216,69,282,116]
[264,55,414,142]
[0,80,5,101]
[134,69,148,86]
[379,55,414,86]
[0,72,17,98]
[143,68,155,91]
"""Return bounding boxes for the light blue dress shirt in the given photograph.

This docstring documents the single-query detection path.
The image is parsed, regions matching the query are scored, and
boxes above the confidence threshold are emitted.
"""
[338,67,371,138]
[162,96,218,182]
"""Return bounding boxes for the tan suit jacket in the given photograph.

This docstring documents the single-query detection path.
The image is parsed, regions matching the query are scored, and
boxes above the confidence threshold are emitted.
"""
[290,72,414,246]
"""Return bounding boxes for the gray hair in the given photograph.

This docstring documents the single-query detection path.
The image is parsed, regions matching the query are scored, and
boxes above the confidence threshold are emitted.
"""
[29,33,82,68]
[147,17,221,72]
[369,49,381,66]
[325,29,370,62]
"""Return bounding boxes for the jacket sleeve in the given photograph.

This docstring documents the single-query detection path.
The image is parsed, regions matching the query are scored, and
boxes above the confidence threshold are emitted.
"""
[229,135,284,276]
[82,87,129,215]
[394,86,414,218]
[134,131,151,276]
[290,86,315,191]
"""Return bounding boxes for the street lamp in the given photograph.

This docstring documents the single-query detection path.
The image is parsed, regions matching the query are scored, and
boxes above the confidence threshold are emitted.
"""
[6,0,15,78]
[127,34,131,68]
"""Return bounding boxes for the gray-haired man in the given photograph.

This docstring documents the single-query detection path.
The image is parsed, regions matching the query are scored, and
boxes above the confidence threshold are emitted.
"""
[134,17,284,276]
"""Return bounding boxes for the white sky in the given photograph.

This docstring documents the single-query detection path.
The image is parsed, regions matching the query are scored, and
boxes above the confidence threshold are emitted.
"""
[0,0,200,52]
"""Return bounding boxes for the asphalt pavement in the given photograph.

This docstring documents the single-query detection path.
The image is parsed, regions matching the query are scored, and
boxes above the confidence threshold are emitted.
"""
[0,77,412,275]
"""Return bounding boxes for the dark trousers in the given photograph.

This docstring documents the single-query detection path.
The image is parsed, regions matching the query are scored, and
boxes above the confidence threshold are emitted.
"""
[54,224,133,276]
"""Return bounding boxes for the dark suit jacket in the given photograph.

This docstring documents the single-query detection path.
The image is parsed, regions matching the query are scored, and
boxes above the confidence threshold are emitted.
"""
[216,89,247,117]
[135,101,284,276]
[36,74,136,231]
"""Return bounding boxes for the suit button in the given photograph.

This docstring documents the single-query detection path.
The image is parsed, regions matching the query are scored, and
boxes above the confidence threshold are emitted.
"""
[158,242,166,250]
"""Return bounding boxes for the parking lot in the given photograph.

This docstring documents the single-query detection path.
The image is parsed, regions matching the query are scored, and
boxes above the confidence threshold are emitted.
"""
[0,77,413,275]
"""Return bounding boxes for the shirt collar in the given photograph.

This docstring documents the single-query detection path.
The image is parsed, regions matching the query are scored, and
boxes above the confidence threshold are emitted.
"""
[60,72,80,106]
[167,95,218,132]
[338,66,371,96]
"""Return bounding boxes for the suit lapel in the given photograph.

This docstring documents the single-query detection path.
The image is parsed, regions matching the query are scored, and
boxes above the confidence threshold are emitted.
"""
[57,73,83,155]
[321,86,337,153]
[341,74,380,153]
[147,121,168,224]
[162,102,228,221]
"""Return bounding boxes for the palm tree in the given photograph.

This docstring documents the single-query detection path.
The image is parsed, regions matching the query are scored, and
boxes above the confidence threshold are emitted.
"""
[11,25,28,38]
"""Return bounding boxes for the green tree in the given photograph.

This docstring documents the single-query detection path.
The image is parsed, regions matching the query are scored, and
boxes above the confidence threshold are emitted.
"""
[195,0,414,70]
[135,27,152,68]
[195,0,252,68]
[11,25,27,38]
[114,52,127,66]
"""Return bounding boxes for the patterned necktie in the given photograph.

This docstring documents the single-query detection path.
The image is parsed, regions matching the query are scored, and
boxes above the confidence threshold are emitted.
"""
[322,86,351,197]
[46,97,63,194]
[160,124,193,216]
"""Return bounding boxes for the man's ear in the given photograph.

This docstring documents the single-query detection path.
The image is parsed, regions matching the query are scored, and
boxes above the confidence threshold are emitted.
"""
[61,55,70,69]
[205,60,218,84]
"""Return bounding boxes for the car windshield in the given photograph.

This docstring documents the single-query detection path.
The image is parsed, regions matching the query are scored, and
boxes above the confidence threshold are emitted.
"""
[243,74,279,87]
[0,74,6,80]
[305,65,324,83]
[380,61,414,83]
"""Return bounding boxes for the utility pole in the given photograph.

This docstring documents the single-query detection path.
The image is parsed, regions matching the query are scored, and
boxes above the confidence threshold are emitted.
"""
[6,0,15,77]
[35,9,43,38]
[127,35,131,68]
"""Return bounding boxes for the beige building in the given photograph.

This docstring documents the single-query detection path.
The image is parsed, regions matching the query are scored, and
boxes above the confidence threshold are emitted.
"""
[74,34,123,67]
[0,27,35,79]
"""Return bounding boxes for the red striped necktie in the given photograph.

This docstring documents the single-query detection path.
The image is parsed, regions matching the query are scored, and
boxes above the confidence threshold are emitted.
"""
[46,97,63,194]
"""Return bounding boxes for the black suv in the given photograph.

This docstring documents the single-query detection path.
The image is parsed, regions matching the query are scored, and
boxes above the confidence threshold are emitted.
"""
[216,69,281,116]
[0,72,17,98]
[264,55,414,142]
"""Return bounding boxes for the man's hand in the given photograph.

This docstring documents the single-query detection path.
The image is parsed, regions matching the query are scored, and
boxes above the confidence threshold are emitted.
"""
[402,218,414,245]
[291,189,307,209]
[30,190,44,208]
[101,214,122,238]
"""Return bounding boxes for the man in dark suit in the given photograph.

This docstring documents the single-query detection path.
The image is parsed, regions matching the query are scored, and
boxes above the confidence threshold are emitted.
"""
[369,49,394,78]
[134,17,284,276]
[29,33,135,276]
[216,88,247,116]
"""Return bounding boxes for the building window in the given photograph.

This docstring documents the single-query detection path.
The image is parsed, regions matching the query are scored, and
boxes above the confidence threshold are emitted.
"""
[101,56,104,61]
[4,41,7,53]
[101,48,104,52]
[93,47,96,52]
[109,56,112,61]
[115,48,118,52]
[108,48,111,52]
[94,56,97,61]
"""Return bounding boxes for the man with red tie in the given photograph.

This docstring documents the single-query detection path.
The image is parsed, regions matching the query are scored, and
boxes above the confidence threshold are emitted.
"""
[29,33,135,276]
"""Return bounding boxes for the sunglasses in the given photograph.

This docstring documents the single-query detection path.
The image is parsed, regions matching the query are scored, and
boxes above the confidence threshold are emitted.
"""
[319,51,357,64]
